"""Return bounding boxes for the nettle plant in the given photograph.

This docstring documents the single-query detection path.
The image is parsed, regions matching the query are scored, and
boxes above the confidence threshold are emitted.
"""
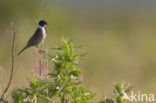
[11,39,94,103]
[98,82,133,103]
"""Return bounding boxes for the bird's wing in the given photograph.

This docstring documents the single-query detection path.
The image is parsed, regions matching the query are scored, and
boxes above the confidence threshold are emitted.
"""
[27,28,42,46]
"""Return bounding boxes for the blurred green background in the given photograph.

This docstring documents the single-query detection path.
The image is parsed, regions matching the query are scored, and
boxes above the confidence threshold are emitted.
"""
[1,0,156,101]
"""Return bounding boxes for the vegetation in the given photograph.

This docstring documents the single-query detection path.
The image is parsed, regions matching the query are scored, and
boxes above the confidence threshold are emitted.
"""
[11,39,94,103]
[0,1,156,102]
[0,38,133,103]
[98,83,133,103]
[0,1,134,102]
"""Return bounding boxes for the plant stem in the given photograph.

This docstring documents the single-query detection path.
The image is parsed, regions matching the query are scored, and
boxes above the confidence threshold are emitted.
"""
[0,22,16,102]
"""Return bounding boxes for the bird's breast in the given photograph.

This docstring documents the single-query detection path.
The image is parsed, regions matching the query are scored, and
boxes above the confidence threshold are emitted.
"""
[41,28,46,40]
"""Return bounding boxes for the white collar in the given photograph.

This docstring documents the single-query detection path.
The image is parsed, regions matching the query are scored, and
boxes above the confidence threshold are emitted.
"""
[38,25,44,29]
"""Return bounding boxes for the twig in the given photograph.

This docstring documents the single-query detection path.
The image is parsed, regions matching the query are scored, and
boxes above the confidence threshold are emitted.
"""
[45,49,48,79]
[37,0,44,78]
[0,22,16,102]
[40,0,43,20]
[45,49,49,103]
[33,0,44,24]
[0,67,4,94]
[39,50,43,78]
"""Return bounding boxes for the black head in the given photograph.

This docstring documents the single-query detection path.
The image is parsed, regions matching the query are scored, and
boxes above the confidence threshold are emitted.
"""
[38,20,48,27]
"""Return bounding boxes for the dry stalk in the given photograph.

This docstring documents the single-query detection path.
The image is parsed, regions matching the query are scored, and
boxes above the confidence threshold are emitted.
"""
[0,22,16,102]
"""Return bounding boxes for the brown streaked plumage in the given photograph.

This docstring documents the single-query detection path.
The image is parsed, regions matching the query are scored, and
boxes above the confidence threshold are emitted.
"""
[18,20,47,55]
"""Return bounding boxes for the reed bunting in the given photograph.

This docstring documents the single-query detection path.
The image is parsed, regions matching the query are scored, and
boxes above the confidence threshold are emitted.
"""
[18,20,48,55]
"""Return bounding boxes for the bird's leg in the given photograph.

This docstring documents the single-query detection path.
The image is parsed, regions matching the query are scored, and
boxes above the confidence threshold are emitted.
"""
[39,43,45,53]
[35,45,43,54]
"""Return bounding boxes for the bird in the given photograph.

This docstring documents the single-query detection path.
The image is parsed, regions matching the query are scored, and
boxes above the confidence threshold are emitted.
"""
[17,20,48,55]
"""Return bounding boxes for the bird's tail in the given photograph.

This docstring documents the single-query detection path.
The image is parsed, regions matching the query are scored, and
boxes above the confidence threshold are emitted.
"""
[17,44,30,56]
